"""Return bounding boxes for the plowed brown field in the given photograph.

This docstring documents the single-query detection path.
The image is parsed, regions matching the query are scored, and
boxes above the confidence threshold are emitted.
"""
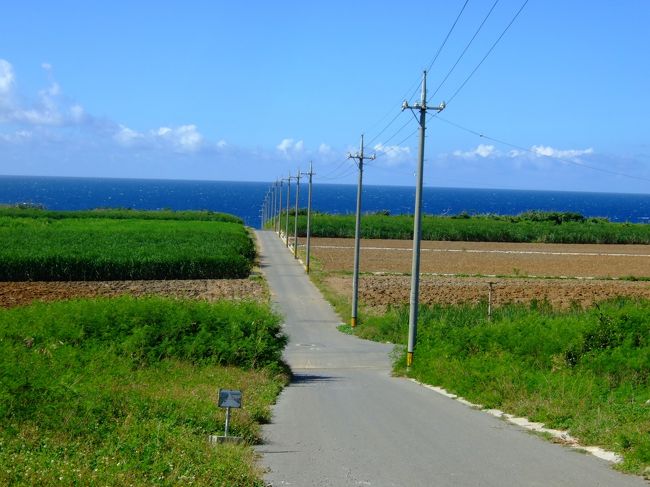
[0,279,266,309]
[310,238,650,309]
[312,238,650,278]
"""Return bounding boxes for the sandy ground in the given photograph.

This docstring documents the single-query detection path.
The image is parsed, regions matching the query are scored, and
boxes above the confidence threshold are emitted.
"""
[0,279,266,309]
[308,238,650,309]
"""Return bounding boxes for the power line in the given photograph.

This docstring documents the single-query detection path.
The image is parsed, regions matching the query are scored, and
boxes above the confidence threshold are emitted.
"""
[365,0,472,147]
[435,115,650,183]
[429,0,500,101]
[426,0,471,74]
[446,0,529,104]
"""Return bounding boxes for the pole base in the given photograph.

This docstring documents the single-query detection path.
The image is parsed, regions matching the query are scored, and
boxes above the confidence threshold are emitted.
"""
[350,317,357,328]
[208,435,243,445]
[406,351,414,367]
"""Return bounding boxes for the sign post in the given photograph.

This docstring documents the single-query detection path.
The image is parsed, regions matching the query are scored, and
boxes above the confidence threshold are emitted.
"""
[210,389,243,445]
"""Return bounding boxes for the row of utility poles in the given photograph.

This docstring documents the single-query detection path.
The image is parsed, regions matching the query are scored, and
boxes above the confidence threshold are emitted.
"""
[260,70,445,367]
[260,162,315,272]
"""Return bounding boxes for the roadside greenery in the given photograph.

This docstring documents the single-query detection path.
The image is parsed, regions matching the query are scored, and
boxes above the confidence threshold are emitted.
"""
[0,216,255,280]
[277,211,650,244]
[0,207,243,224]
[350,298,650,474]
[0,297,288,486]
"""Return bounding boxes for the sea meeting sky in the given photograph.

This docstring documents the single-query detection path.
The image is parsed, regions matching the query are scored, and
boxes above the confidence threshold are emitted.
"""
[1,1,649,193]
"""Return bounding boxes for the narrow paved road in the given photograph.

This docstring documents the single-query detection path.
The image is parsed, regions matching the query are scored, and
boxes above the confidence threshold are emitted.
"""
[255,230,645,487]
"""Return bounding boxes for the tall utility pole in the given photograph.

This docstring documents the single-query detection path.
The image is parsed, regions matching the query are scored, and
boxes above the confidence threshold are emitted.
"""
[272,181,278,230]
[402,71,446,367]
[284,174,292,247]
[303,162,315,273]
[348,134,375,328]
[293,169,301,259]
[276,179,283,234]
[268,184,274,230]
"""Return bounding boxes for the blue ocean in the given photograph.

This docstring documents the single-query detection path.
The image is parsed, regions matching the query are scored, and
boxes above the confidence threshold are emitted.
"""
[2,175,650,227]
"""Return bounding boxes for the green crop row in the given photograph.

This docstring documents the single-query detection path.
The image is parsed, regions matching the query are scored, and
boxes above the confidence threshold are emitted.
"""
[275,211,650,244]
[0,297,287,486]
[352,298,650,473]
[0,206,243,224]
[0,216,255,280]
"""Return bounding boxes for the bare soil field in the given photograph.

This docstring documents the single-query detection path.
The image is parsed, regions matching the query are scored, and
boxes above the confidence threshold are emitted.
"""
[309,238,650,309]
[0,279,266,309]
[311,238,650,278]
[325,275,650,310]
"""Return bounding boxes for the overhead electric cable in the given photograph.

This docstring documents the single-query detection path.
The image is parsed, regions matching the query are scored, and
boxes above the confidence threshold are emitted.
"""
[366,0,472,146]
[429,0,500,101]
[435,115,650,183]
[446,0,529,104]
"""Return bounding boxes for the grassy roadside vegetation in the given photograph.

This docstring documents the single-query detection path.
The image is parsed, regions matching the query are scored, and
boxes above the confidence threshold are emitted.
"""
[346,299,650,475]
[0,296,288,486]
[0,215,255,280]
[0,207,243,224]
[279,211,650,244]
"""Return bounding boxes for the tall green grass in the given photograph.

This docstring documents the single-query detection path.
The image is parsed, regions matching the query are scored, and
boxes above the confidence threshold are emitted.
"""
[0,207,243,224]
[283,211,650,244]
[0,217,255,280]
[0,297,287,485]
[354,299,650,473]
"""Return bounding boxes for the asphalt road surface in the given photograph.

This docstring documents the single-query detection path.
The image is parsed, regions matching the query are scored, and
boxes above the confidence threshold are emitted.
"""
[255,230,646,487]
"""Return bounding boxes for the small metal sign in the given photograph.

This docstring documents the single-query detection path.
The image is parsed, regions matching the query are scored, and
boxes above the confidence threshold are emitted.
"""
[218,389,242,409]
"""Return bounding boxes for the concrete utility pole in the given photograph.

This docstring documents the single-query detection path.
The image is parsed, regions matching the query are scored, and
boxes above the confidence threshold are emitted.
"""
[276,179,283,234]
[402,71,445,367]
[348,134,375,328]
[285,175,293,247]
[303,162,315,273]
[271,181,277,230]
[293,169,301,259]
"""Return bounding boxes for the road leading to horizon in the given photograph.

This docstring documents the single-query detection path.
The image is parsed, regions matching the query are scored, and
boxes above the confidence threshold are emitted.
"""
[255,230,645,487]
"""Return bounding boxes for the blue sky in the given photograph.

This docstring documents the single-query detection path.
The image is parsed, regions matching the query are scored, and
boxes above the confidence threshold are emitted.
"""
[1,1,649,193]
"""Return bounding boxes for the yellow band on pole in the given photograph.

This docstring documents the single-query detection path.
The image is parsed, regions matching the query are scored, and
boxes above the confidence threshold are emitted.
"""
[406,351,414,367]
[351,317,357,328]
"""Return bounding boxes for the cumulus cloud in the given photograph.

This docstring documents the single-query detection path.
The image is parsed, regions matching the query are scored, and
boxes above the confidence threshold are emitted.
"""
[0,59,82,126]
[530,145,593,160]
[452,143,497,159]
[114,124,204,152]
[319,143,331,154]
[276,138,304,155]
[0,59,15,98]
[373,143,411,166]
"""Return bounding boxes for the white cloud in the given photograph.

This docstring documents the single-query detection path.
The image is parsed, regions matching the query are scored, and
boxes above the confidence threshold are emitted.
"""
[217,139,227,148]
[0,59,15,97]
[276,138,304,155]
[530,145,593,160]
[114,124,204,152]
[0,130,31,143]
[114,125,143,145]
[452,144,497,159]
[373,143,411,166]
[319,143,331,154]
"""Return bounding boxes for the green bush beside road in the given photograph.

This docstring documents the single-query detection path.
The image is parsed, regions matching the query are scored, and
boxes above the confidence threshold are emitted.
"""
[348,298,650,474]
[0,297,287,486]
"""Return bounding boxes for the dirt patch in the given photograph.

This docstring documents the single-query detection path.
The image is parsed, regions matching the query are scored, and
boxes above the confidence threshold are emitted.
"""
[325,275,650,310]
[0,279,266,309]
[311,238,650,278]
